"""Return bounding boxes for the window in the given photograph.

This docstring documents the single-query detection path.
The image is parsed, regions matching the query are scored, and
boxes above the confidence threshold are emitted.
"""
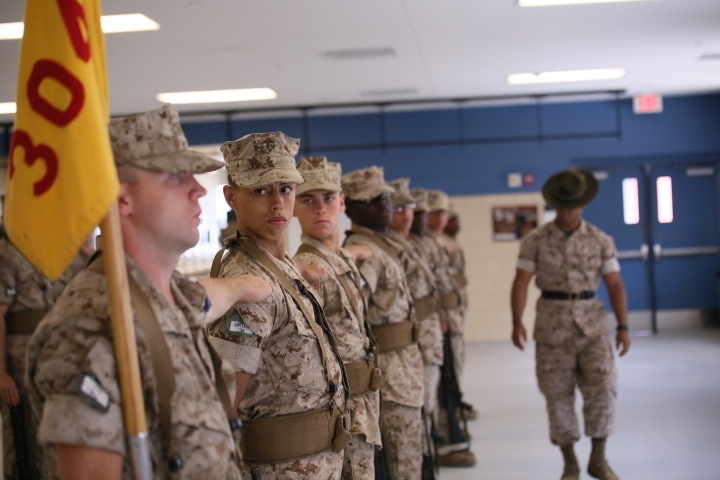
[622,177,639,225]
[656,176,673,223]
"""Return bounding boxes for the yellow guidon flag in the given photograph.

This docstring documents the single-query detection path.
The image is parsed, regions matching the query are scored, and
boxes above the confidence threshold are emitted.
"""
[5,0,118,280]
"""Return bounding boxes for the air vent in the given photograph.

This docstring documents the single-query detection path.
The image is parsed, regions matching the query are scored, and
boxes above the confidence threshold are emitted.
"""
[360,88,417,97]
[321,47,396,60]
[699,53,720,61]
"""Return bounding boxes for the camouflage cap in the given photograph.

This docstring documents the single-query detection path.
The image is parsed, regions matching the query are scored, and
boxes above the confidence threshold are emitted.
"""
[109,104,223,174]
[222,131,304,188]
[341,166,395,201]
[410,188,430,212]
[388,178,415,207]
[296,156,342,195]
[427,190,450,212]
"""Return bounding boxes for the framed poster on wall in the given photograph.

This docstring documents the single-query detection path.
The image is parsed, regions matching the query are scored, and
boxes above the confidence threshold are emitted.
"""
[492,205,538,241]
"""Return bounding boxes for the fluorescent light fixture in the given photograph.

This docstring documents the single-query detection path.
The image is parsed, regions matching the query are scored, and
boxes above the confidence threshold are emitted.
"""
[100,14,159,33]
[0,102,16,114]
[0,13,158,40]
[519,0,649,6]
[156,88,278,105]
[0,22,23,40]
[507,68,626,85]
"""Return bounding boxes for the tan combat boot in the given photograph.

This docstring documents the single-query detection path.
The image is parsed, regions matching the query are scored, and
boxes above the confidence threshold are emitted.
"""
[560,445,580,480]
[438,449,476,467]
[587,438,620,480]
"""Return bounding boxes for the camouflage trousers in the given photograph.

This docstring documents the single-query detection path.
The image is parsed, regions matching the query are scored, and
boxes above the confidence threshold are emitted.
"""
[535,334,618,446]
[346,434,374,480]
[381,400,422,480]
[422,365,440,453]
[2,336,53,480]
[450,332,466,381]
[241,448,343,479]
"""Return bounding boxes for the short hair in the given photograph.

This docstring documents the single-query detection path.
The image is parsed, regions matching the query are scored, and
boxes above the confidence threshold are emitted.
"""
[117,164,140,185]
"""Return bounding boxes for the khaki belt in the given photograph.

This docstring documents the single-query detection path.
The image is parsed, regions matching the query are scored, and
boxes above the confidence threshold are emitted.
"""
[441,291,462,310]
[413,294,438,322]
[455,273,468,288]
[371,321,416,353]
[240,407,350,463]
[4,309,48,335]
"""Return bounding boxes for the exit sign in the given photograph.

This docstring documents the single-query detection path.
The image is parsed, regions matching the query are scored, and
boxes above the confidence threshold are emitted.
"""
[633,94,663,114]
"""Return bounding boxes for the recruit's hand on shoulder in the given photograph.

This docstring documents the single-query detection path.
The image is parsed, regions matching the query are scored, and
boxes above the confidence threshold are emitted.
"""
[345,244,372,262]
[295,260,327,282]
[195,275,272,323]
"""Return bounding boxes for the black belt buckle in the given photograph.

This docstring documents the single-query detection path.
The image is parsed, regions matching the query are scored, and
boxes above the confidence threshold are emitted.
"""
[568,291,580,301]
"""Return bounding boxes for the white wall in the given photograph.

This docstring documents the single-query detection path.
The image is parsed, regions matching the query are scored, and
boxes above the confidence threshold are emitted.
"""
[452,192,545,343]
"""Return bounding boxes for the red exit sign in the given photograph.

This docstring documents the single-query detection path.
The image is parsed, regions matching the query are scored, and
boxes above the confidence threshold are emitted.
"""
[633,94,663,114]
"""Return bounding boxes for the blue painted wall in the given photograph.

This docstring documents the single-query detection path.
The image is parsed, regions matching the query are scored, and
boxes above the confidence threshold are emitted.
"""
[179,93,720,195]
[2,93,718,193]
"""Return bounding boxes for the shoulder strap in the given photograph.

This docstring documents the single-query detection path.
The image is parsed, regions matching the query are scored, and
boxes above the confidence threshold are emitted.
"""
[296,243,377,354]
[89,255,236,463]
[345,229,417,325]
[346,227,400,263]
[234,237,348,397]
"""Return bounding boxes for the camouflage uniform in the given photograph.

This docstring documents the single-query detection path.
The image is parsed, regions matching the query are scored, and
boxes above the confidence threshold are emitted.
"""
[430,234,466,379]
[441,232,469,378]
[25,257,242,480]
[517,219,619,446]
[344,225,424,480]
[294,236,381,480]
[207,239,346,479]
[388,231,443,425]
[0,237,85,480]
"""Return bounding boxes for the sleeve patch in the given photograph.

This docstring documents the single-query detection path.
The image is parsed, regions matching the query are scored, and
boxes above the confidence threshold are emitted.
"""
[224,311,257,338]
[76,371,110,412]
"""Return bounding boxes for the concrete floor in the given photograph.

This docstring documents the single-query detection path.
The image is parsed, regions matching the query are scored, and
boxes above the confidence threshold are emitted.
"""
[439,329,720,480]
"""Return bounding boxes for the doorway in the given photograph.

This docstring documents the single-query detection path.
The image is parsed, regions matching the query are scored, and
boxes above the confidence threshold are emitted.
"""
[581,161,720,332]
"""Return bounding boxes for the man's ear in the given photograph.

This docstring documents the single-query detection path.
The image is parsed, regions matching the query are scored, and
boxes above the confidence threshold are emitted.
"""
[223,185,237,210]
[117,183,133,217]
[338,193,346,212]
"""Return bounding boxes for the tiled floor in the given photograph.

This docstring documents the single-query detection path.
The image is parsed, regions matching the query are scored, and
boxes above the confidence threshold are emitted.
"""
[439,329,720,480]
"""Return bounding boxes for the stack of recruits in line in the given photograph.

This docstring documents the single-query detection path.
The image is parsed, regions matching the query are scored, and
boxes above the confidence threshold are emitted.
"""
[0,105,476,480]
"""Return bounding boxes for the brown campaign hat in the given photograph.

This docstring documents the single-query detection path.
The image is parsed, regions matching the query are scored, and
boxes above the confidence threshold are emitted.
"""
[427,190,450,212]
[109,104,223,174]
[341,166,395,201]
[296,156,341,195]
[222,131,304,188]
[542,168,598,208]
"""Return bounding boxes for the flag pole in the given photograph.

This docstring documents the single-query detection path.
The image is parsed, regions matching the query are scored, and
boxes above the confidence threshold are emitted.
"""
[100,203,153,480]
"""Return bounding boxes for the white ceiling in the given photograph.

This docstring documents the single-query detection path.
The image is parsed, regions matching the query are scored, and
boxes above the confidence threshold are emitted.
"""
[1,0,720,122]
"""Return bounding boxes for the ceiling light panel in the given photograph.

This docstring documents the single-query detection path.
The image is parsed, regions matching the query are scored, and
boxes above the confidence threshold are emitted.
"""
[519,0,650,6]
[0,13,159,40]
[0,102,17,114]
[100,14,159,33]
[507,68,626,84]
[156,88,278,104]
